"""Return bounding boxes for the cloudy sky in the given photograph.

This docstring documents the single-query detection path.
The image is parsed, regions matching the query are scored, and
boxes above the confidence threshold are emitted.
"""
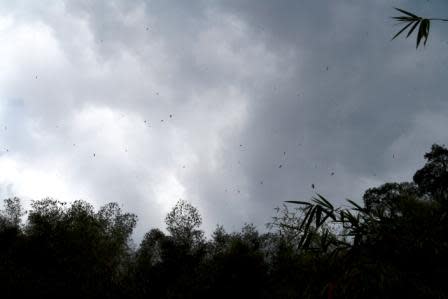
[1,0,448,239]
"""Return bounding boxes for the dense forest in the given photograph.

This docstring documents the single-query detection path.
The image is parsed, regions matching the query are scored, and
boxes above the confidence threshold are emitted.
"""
[1,144,447,299]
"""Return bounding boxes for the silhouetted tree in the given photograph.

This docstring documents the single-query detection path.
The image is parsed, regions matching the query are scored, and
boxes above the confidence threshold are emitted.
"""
[165,199,204,248]
[1,145,448,299]
[413,144,448,202]
[283,144,448,298]
[0,198,136,299]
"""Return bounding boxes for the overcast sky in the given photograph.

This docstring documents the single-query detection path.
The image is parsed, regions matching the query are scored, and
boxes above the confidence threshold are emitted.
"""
[1,0,448,239]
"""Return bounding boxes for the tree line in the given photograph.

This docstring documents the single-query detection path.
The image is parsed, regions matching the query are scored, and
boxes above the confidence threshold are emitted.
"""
[1,144,447,298]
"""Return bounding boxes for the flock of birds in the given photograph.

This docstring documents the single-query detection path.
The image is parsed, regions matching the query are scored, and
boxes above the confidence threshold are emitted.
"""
[1,116,334,193]
[1,59,394,195]
[1,105,397,194]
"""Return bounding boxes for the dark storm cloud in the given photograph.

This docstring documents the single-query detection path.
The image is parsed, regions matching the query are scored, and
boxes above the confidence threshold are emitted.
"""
[182,0,448,229]
[1,0,448,238]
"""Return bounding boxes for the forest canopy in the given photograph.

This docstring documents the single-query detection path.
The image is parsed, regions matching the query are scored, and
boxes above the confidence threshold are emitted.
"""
[1,144,447,299]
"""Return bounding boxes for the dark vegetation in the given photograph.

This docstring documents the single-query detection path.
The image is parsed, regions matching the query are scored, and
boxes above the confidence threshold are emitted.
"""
[0,144,447,298]
[392,7,448,48]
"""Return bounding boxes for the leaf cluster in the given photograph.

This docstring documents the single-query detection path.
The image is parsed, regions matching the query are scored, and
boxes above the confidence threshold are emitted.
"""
[392,8,432,48]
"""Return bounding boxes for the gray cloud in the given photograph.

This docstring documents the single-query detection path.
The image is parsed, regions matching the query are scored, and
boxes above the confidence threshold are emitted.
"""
[1,0,448,239]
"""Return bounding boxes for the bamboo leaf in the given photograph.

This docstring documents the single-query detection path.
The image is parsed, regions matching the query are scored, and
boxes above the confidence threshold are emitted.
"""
[406,20,420,38]
[417,20,426,48]
[298,206,317,248]
[298,205,314,232]
[394,7,419,18]
[315,206,322,228]
[311,197,325,208]
[424,19,430,46]
[285,200,311,206]
[320,213,331,225]
[303,206,316,233]
[391,21,415,40]
[316,194,334,210]
[346,199,365,212]
[392,16,414,22]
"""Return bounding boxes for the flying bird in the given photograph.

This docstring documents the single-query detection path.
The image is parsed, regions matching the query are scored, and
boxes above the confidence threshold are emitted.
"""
[311,184,315,189]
